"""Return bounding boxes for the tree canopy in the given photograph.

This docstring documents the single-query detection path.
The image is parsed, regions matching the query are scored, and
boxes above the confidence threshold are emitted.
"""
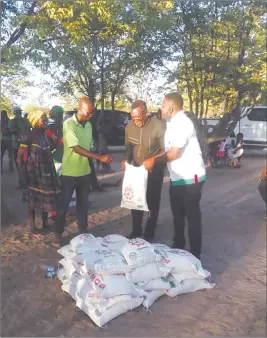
[1,0,266,117]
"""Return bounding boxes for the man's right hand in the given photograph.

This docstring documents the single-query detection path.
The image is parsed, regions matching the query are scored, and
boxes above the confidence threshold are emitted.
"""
[121,160,126,170]
[99,155,114,164]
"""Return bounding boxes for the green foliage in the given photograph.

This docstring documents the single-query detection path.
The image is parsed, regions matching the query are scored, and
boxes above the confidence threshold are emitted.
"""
[161,1,266,116]
[23,103,50,115]
[1,0,266,116]
[0,96,13,116]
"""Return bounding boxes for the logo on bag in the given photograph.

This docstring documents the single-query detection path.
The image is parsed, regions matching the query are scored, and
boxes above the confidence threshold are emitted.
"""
[95,250,110,255]
[129,252,137,260]
[171,249,190,256]
[124,186,134,201]
[129,239,146,247]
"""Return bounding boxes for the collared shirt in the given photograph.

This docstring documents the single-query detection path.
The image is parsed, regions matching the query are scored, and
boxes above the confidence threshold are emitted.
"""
[125,117,166,166]
[61,114,92,177]
[165,110,206,184]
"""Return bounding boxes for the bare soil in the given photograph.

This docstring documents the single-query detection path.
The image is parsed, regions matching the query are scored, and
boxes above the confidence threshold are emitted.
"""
[1,153,266,337]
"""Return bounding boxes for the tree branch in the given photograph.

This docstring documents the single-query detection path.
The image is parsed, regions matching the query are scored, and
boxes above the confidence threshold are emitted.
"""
[2,1,38,51]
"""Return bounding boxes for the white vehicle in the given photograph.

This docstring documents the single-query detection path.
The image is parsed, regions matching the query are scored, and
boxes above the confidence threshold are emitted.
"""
[234,106,267,148]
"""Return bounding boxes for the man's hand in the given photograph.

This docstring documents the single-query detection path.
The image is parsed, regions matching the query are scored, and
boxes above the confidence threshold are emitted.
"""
[121,160,126,170]
[143,157,155,172]
[260,165,267,180]
[99,155,114,164]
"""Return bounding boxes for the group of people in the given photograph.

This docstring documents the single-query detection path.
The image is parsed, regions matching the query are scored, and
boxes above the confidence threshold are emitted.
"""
[1,99,113,241]
[209,132,244,168]
[1,92,265,261]
[1,108,31,184]
[124,93,206,260]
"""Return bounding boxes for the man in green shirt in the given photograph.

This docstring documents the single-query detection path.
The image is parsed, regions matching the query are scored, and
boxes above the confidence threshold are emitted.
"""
[53,97,113,246]
[8,108,31,187]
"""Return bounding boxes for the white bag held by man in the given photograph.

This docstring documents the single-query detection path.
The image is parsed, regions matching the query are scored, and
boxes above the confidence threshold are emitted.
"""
[121,163,149,212]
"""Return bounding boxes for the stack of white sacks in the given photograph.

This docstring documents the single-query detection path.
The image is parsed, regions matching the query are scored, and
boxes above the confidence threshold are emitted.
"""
[57,234,215,327]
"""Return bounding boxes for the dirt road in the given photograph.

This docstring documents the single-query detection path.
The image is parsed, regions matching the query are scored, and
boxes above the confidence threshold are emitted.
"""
[1,152,266,337]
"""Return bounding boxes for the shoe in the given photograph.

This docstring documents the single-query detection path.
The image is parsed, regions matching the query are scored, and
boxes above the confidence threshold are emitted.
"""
[128,231,142,239]
[143,230,154,243]
[51,234,62,248]
[42,223,53,233]
[143,235,153,243]
[31,227,42,235]
[171,242,185,250]
[264,215,267,221]
[191,252,201,260]
[92,184,104,192]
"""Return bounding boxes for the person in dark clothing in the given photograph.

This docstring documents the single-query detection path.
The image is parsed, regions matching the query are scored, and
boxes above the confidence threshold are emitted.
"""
[1,110,13,172]
[8,108,31,187]
[121,100,166,241]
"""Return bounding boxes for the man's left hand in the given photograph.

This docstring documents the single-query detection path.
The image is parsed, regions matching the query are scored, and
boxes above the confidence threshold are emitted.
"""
[143,157,155,172]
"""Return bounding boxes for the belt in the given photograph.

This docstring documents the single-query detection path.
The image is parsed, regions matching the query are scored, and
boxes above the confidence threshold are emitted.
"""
[171,175,206,186]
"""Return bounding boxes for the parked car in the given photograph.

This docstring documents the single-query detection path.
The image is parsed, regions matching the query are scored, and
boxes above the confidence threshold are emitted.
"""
[64,109,130,145]
[233,106,267,149]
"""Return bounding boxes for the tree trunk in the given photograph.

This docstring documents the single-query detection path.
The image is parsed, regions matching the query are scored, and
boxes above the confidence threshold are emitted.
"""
[224,94,230,113]
[100,63,105,116]
[111,92,116,111]
[88,78,95,106]
[1,195,11,225]
[195,98,199,117]
[204,98,210,118]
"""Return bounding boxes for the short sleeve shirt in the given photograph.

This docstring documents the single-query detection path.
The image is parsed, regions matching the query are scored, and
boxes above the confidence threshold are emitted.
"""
[61,114,92,177]
[165,111,206,182]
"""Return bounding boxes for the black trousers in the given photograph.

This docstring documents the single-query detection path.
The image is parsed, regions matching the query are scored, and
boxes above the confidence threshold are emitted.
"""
[258,179,267,206]
[1,139,13,170]
[55,174,91,235]
[170,181,204,258]
[13,148,23,186]
[88,158,98,188]
[131,164,165,238]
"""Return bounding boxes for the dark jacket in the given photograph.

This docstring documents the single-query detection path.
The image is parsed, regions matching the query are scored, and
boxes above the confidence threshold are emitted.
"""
[125,118,166,166]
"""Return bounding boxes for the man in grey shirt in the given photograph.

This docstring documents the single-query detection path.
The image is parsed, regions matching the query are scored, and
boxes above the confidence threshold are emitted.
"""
[122,100,166,241]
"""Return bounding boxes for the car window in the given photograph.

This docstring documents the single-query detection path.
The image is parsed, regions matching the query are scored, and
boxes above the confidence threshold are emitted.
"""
[247,108,267,122]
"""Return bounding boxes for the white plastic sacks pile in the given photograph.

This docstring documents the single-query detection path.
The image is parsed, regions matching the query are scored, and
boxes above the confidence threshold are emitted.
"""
[57,234,215,327]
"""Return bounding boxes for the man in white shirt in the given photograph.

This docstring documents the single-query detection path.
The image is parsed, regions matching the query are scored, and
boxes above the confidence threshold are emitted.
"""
[150,92,206,259]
